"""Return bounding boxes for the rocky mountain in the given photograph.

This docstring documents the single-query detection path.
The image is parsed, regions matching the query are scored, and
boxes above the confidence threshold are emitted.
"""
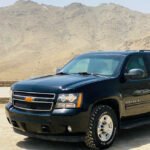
[0,0,150,80]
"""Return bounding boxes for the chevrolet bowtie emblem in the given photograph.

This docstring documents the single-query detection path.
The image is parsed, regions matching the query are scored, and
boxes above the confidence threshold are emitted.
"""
[25,97,33,102]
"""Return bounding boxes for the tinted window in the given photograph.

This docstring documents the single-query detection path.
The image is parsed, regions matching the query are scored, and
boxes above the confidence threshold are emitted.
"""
[126,56,147,73]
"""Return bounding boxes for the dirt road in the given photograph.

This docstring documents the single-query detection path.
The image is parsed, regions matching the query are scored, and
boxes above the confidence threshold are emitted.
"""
[0,104,150,150]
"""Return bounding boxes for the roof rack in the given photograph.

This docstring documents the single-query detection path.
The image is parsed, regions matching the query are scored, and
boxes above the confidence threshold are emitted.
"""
[139,50,150,52]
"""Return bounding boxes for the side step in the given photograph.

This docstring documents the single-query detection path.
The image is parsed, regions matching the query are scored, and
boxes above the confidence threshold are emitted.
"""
[120,115,150,129]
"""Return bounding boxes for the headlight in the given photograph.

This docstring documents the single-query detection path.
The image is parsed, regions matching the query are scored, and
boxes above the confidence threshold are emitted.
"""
[9,89,13,103]
[55,93,83,109]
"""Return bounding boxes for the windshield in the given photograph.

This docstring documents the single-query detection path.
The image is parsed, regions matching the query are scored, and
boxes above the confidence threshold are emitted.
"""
[60,54,125,77]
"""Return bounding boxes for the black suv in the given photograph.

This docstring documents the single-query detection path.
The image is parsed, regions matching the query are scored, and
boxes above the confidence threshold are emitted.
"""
[6,50,150,149]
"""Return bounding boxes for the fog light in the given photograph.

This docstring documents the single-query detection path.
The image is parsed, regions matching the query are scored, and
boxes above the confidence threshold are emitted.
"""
[67,126,72,132]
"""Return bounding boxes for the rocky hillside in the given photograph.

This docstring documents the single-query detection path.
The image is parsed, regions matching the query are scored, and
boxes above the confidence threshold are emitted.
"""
[0,0,150,80]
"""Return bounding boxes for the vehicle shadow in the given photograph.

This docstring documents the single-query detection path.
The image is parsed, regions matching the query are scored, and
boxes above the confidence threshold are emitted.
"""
[16,125,150,150]
[17,139,87,150]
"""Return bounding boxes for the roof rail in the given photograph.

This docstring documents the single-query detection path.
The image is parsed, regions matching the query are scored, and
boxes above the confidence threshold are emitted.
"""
[139,50,150,52]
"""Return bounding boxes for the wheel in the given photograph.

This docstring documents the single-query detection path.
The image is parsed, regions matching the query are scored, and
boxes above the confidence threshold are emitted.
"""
[85,105,118,150]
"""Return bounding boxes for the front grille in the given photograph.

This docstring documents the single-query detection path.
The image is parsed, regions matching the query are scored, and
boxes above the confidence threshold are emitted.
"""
[13,91,55,111]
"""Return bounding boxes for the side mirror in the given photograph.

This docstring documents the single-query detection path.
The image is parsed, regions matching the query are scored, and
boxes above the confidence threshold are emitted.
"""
[124,69,145,79]
[56,68,61,74]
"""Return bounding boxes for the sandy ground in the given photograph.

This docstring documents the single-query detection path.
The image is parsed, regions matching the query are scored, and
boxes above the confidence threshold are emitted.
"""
[0,87,10,98]
[0,104,150,150]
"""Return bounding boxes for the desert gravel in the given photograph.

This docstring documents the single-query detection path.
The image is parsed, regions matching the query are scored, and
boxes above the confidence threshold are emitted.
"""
[0,87,10,98]
[0,104,150,150]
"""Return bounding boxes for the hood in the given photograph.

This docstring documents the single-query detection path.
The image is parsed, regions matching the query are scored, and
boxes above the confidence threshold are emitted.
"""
[12,74,108,93]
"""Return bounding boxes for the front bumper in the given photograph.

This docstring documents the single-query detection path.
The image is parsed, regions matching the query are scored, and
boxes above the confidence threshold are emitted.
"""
[13,128,84,142]
[5,103,89,141]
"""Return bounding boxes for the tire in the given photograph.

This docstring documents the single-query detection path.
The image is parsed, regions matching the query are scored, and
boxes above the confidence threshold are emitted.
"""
[85,105,118,150]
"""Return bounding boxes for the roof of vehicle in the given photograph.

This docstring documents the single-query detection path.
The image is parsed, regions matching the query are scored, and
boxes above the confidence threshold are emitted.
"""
[81,50,150,56]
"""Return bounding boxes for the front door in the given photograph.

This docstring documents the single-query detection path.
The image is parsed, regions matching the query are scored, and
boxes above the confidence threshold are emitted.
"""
[121,54,150,116]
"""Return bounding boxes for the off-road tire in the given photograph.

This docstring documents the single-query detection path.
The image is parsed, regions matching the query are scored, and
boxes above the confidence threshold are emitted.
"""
[85,105,118,150]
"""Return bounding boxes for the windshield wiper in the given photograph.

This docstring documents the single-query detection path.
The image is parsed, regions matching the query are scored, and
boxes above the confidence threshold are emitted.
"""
[57,72,107,77]
[73,72,99,76]
[73,72,107,77]
[56,72,69,75]
[73,72,92,75]
[92,73,106,77]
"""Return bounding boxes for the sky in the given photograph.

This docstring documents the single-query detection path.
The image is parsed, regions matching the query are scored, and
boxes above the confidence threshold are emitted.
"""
[0,0,150,13]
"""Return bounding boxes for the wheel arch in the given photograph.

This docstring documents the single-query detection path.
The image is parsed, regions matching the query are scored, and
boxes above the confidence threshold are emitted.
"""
[91,98,121,120]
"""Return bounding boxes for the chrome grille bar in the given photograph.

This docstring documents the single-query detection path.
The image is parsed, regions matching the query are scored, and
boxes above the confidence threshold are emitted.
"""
[13,95,53,100]
[13,98,53,103]
[13,91,55,99]
[12,91,55,111]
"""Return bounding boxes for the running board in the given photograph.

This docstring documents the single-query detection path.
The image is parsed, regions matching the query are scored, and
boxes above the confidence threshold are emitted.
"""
[120,116,150,129]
